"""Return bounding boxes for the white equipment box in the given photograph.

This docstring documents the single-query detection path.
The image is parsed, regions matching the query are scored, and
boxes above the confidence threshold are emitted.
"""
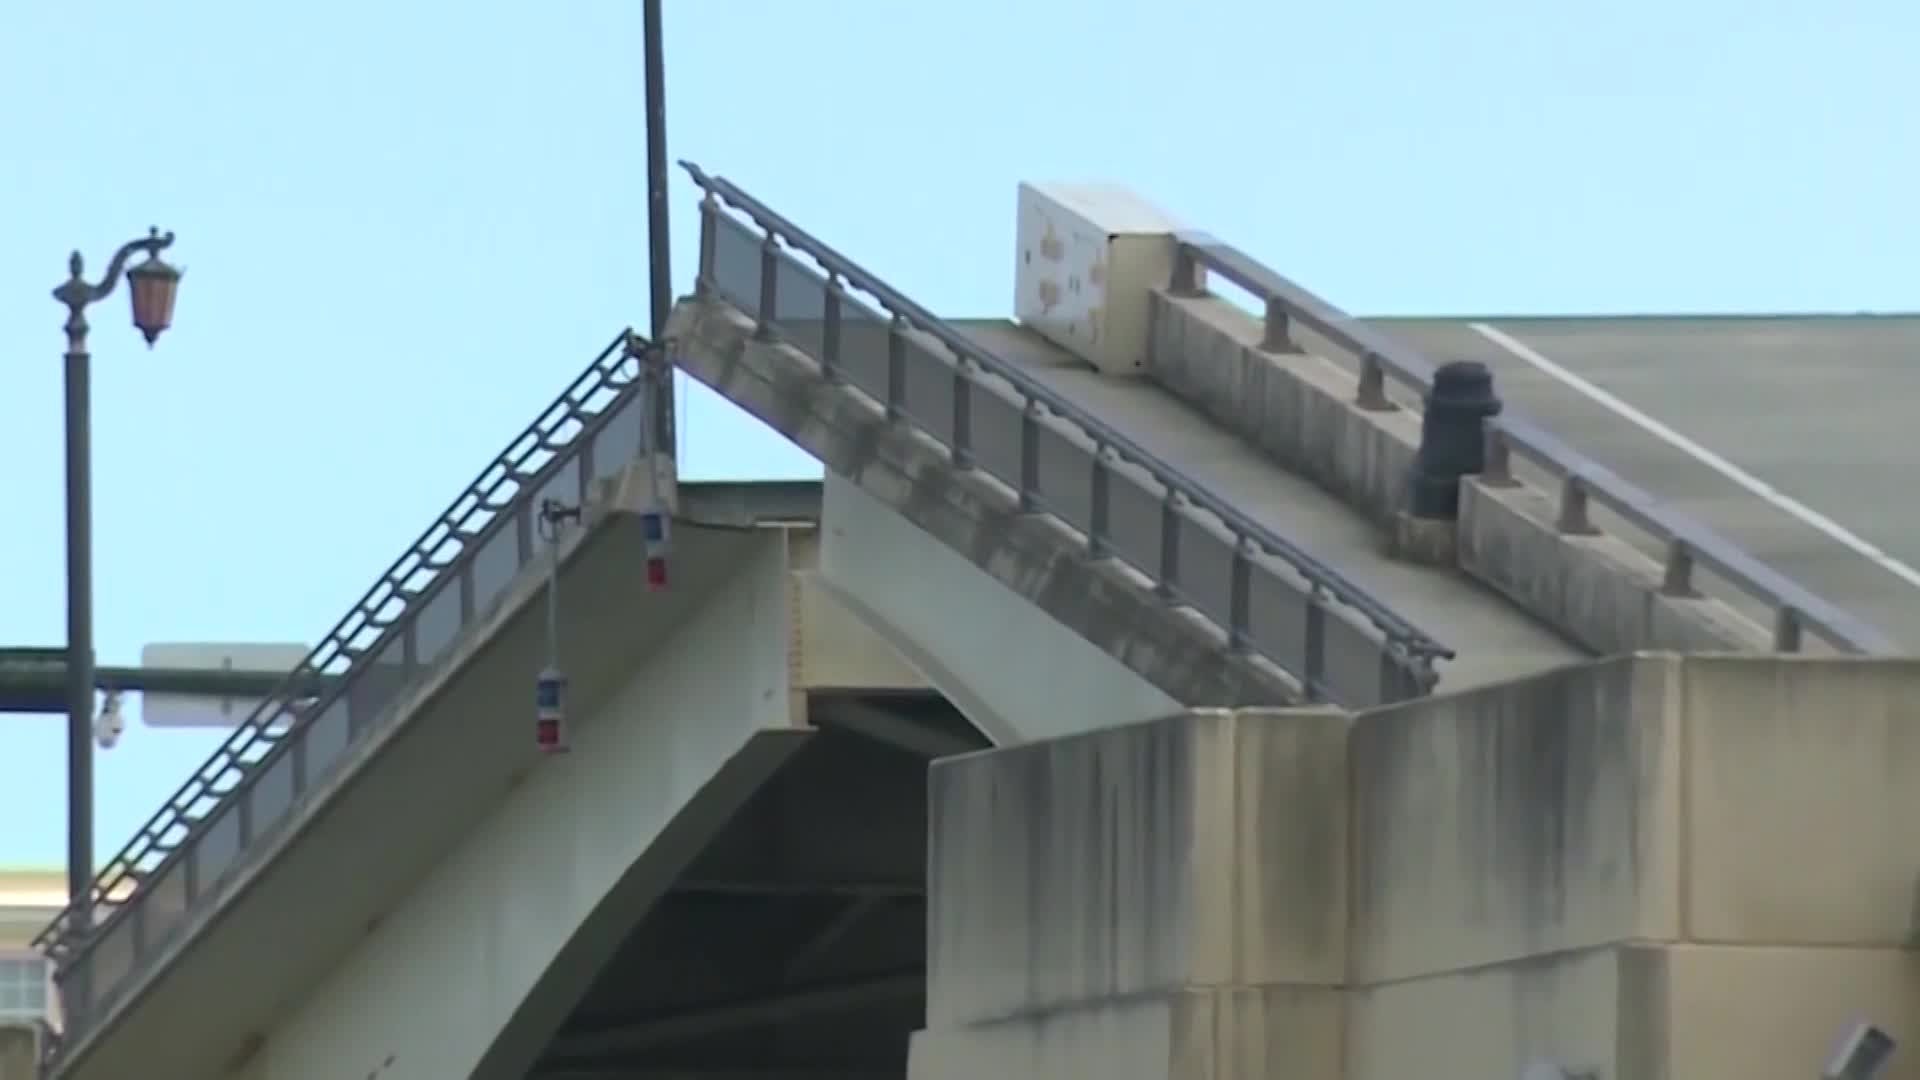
[1013,182,1181,376]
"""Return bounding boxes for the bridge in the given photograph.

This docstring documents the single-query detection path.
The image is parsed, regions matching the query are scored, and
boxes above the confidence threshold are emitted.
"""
[21,168,1920,1080]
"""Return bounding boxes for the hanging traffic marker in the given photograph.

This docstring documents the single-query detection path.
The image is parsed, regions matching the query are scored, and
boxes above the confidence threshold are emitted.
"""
[535,665,570,754]
[640,509,672,592]
[535,499,581,754]
[640,508,671,551]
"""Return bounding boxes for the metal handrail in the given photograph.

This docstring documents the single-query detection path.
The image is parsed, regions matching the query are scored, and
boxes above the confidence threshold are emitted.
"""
[35,330,657,1026]
[1173,234,1900,655]
[681,161,1454,668]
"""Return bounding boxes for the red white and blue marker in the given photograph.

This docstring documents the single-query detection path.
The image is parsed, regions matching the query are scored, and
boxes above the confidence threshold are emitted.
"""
[641,507,672,591]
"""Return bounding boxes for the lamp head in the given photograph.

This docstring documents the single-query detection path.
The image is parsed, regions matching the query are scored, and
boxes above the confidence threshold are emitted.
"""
[126,229,182,347]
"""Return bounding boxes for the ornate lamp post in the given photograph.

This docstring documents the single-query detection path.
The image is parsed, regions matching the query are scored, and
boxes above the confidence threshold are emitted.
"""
[51,227,182,1016]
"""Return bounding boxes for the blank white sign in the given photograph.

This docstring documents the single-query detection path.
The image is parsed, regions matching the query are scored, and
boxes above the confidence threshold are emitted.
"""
[139,641,309,729]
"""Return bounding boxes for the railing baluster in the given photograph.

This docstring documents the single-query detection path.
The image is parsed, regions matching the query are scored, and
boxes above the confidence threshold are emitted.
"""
[1378,648,1410,705]
[821,276,844,384]
[1228,540,1253,650]
[1481,424,1516,486]
[1169,247,1203,297]
[886,316,907,421]
[1088,447,1111,560]
[1773,606,1804,652]
[1157,490,1181,600]
[1259,299,1298,354]
[755,232,779,340]
[1355,352,1391,411]
[290,713,309,796]
[1557,476,1599,535]
[1303,587,1328,703]
[1018,401,1041,512]
[696,191,718,298]
[951,357,973,470]
[237,785,255,848]
[1662,539,1696,597]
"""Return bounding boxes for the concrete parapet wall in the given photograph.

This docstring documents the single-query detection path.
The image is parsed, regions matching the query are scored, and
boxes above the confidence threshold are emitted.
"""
[1354,652,1920,974]
[1458,480,1769,654]
[918,655,1920,1079]
[926,707,1349,1027]
[1147,292,1418,526]
[1354,654,1920,1076]
[1144,290,1770,655]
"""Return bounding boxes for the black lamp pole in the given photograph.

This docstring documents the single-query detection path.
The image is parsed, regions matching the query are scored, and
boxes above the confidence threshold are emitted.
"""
[50,227,182,1020]
[644,0,674,457]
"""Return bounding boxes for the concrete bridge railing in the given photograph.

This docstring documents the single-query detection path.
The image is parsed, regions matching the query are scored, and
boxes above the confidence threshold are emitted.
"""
[679,163,1453,708]
[1163,236,1897,657]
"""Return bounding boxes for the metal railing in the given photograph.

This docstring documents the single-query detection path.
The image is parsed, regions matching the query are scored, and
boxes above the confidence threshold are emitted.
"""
[1172,235,1900,655]
[36,329,662,1041]
[683,162,1454,706]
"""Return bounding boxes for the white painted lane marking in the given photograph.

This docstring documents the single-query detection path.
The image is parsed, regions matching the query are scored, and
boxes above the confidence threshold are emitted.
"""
[1468,320,1920,593]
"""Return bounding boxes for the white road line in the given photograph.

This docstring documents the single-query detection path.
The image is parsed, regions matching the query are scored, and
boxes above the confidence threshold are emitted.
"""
[1467,320,1920,593]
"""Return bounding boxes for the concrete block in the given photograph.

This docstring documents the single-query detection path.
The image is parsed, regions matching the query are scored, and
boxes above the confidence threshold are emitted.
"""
[1348,655,1685,984]
[1650,943,1920,1080]
[1347,945,1622,1080]
[1015,183,1180,376]
[1345,941,1920,1080]
[926,707,1349,1027]
[909,986,1343,1080]
[1676,655,1920,945]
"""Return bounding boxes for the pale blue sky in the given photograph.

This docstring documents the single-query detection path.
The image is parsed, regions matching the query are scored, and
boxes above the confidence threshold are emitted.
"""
[2,0,1916,868]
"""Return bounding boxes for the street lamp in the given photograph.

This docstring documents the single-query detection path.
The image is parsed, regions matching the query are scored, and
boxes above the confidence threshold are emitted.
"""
[50,227,182,1015]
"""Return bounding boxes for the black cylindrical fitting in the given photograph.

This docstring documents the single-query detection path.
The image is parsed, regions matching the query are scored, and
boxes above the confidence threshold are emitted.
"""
[1408,360,1502,520]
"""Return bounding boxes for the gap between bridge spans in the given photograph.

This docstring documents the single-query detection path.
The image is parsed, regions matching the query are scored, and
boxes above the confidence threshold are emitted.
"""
[1468,321,1920,594]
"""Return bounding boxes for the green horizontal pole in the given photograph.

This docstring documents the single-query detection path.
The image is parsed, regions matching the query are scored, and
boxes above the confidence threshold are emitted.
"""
[0,646,334,715]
